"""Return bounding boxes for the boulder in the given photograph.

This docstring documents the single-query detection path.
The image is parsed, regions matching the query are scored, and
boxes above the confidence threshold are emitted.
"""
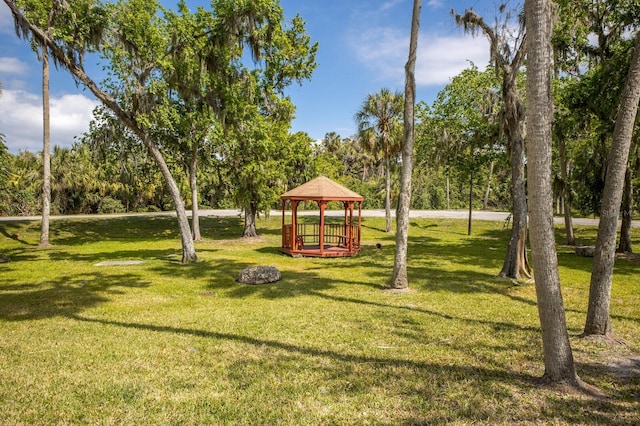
[0,253,9,263]
[575,246,595,257]
[237,266,281,285]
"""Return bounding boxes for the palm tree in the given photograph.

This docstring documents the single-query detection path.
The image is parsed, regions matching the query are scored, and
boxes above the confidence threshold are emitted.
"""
[39,41,51,245]
[0,83,8,185]
[391,0,421,290]
[355,88,403,233]
[7,0,106,245]
[525,0,580,386]
[585,30,640,337]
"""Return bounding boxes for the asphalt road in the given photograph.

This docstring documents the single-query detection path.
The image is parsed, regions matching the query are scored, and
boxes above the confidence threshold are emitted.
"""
[1,209,636,227]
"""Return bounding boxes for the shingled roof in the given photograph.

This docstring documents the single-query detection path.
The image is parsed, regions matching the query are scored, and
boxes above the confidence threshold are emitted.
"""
[281,176,363,201]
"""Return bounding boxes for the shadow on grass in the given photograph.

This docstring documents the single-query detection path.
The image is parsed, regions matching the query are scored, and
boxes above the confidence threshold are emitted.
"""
[69,313,640,425]
[254,246,283,256]
[41,216,247,245]
[2,244,214,266]
[70,313,534,375]
[319,230,509,295]
[0,222,31,245]
[200,216,245,240]
[311,289,540,332]
[220,265,543,374]
[239,226,522,299]
[49,216,181,244]
[225,271,344,299]
[0,272,151,321]
[145,255,254,292]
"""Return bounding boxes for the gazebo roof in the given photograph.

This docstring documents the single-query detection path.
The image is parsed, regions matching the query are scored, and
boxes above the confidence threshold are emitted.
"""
[281,176,363,201]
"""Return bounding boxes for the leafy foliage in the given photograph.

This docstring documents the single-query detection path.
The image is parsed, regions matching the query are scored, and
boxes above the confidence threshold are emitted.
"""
[414,66,510,211]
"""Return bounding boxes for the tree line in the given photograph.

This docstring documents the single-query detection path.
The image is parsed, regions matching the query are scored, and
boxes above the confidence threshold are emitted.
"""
[2,28,637,236]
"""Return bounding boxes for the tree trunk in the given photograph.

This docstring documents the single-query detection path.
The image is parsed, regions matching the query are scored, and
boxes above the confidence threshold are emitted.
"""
[617,164,633,253]
[468,168,473,236]
[494,47,529,280]
[483,159,494,210]
[446,172,450,209]
[384,154,392,233]
[189,144,202,241]
[562,197,575,246]
[496,40,531,279]
[584,31,640,337]
[558,136,575,245]
[559,196,564,215]
[145,136,197,263]
[452,5,528,279]
[391,0,421,290]
[499,125,530,279]
[243,202,259,237]
[525,0,579,385]
[39,49,51,247]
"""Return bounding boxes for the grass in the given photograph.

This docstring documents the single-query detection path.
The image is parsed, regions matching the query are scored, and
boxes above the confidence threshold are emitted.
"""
[0,214,638,425]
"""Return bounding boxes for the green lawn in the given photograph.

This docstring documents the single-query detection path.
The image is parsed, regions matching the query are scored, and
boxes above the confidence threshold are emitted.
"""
[0,215,638,425]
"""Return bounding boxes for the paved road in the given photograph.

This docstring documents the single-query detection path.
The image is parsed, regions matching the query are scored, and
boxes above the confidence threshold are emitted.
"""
[297,209,637,228]
[1,209,636,227]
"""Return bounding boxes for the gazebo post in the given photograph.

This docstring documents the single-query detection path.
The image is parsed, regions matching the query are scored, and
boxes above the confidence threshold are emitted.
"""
[292,200,298,251]
[347,201,353,253]
[357,201,362,249]
[343,201,348,249]
[281,199,285,249]
[343,202,348,225]
[319,200,326,256]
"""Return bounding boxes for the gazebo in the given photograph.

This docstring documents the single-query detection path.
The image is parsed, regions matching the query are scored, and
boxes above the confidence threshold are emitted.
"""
[280,176,363,257]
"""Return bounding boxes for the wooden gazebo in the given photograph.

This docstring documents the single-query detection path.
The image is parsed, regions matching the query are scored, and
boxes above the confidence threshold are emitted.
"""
[280,176,363,257]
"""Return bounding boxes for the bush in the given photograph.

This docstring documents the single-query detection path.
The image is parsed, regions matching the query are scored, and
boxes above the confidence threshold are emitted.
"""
[97,197,125,214]
[138,205,162,213]
[14,190,38,216]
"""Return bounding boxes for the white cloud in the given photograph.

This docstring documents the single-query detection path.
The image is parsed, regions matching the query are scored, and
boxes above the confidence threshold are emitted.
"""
[0,90,98,152]
[0,56,28,74]
[351,27,408,81]
[0,57,31,91]
[379,0,404,12]
[416,35,490,85]
[350,27,490,87]
[427,0,444,8]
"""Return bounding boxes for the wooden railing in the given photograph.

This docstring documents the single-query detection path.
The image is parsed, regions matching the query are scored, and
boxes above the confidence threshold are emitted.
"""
[282,223,360,250]
[282,224,293,248]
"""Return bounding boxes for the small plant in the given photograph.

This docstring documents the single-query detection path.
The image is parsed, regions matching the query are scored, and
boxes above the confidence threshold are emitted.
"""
[97,197,126,214]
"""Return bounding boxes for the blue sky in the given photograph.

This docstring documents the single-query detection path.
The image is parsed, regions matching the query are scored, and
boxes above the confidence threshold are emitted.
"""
[0,0,498,153]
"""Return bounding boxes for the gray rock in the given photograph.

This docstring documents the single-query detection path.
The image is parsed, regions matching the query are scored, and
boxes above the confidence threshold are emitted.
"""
[237,266,281,285]
[0,253,9,263]
[575,246,595,257]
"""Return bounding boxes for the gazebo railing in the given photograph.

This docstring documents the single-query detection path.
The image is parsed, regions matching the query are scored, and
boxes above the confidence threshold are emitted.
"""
[282,223,360,250]
[282,224,293,249]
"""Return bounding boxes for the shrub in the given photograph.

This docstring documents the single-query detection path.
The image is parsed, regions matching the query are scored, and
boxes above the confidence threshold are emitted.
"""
[97,197,125,214]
